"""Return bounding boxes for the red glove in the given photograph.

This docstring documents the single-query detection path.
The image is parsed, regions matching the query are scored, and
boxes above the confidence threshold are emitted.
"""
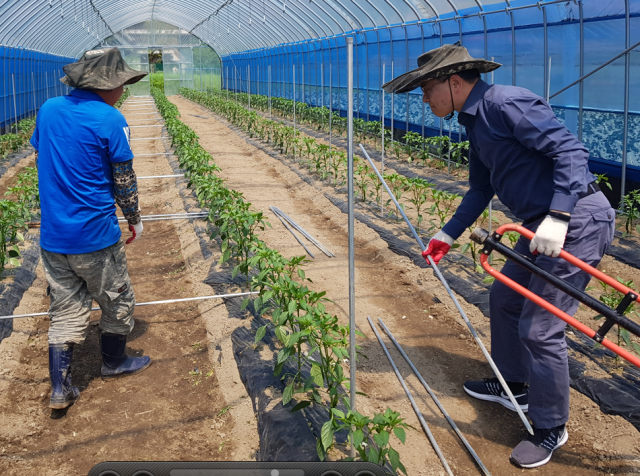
[422,231,454,265]
[126,221,144,244]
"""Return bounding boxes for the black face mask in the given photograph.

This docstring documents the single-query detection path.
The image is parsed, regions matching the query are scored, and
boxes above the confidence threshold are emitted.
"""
[444,77,455,121]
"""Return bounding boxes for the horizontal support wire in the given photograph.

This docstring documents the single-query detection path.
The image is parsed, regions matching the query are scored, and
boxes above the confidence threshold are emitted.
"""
[0,291,258,320]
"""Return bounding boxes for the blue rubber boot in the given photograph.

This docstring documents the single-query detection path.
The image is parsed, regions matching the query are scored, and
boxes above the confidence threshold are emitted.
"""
[100,332,151,380]
[48,344,80,409]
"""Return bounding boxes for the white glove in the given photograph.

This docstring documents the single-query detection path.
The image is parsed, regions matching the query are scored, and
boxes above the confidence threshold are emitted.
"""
[529,215,569,258]
[126,221,143,244]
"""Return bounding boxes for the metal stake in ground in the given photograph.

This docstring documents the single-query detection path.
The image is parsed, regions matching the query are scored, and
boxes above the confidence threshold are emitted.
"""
[359,144,534,436]
[269,206,315,258]
[378,318,491,476]
[367,317,454,476]
[346,36,357,459]
[0,291,259,320]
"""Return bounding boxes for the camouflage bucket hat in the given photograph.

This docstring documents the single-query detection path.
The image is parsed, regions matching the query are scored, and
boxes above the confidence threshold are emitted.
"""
[382,43,501,94]
[60,48,148,90]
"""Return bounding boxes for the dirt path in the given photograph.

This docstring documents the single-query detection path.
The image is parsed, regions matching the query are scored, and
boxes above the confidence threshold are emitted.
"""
[169,95,640,475]
[0,98,258,475]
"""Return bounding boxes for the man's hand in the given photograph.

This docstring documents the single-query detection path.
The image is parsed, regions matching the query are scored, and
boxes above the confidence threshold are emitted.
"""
[422,230,454,265]
[126,221,143,244]
[529,215,569,258]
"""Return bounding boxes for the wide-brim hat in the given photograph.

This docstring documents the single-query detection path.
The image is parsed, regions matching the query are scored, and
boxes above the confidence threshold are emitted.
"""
[382,43,501,94]
[60,48,148,90]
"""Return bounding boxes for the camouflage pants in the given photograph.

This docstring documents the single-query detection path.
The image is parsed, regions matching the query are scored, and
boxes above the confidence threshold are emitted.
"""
[41,240,136,345]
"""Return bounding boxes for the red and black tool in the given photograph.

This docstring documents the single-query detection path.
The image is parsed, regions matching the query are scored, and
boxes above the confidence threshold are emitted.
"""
[470,223,640,368]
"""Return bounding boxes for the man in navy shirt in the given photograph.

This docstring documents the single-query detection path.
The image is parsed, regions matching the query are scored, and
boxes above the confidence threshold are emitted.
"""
[384,44,614,468]
[31,48,152,411]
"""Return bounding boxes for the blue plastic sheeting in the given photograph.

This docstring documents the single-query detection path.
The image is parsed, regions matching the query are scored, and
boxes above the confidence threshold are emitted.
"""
[0,47,73,129]
[221,0,640,180]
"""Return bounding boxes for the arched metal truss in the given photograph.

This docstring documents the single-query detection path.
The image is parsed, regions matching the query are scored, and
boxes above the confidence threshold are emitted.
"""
[0,0,514,59]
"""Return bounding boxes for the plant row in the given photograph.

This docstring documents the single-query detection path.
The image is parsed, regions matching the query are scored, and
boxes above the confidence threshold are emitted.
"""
[151,86,411,471]
[211,89,470,172]
[1,117,37,160]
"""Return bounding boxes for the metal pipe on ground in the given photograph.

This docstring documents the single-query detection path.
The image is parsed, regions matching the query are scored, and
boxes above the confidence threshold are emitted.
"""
[134,153,174,157]
[270,207,334,257]
[377,318,491,476]
[137,174,185,179]
[359,144,534,436]
[29,213,208,228]
[0,291,259,320]
[367,317,454,476]
[269,206,315,258]
[129,137,168,141]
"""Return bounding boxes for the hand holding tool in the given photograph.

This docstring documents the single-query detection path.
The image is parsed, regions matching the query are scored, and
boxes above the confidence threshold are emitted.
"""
[423,230,454,265]
[529,215,569,257]
[126,221,143,244]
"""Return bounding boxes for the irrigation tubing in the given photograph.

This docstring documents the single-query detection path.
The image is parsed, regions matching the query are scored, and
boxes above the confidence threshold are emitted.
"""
[367,317,454,476]
[271,207,335,257]
[359,144,534,435]
[0,291,259,320]
[269,206,315,258]
[377,318,491,476]
[137,174,185,179]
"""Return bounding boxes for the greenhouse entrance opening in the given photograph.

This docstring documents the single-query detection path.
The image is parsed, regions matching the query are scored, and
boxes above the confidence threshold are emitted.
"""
[102,19,222,96]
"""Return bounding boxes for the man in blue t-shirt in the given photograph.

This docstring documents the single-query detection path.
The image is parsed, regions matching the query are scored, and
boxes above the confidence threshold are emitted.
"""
[30,48,152,410]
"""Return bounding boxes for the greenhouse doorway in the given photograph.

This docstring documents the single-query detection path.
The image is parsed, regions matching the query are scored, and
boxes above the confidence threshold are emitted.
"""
[162,47,194,96]
[118,48,150,96]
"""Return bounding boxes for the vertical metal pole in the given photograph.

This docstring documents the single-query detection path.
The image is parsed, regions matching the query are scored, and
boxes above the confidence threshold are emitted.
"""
[329,62,332,154]
[346,36,356,459]
[578,1,584,142]
[511,12,516,86]
[621,0,630,207]
[543,7,548,100]
[321,62,324,108]
[248,64,251,110]
[45,71,49,100]
[302,62,305,105]
[31,71,36,117]
[381,63,385,215]
[12,74,18,134]
[293,64,296,141]
[268,64,272,118]
[227,67,229,101]
[546,56,552,103]
[235,66,237,104]
[391,62,394,156]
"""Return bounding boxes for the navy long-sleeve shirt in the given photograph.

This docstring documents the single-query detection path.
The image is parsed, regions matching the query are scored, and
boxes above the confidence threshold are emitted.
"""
[442,80,595,240]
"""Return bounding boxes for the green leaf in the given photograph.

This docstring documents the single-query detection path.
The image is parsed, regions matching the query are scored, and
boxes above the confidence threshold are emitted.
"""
[310,363,324,386]
[331,408,345,419]
[8,258,20,267]
[241,298,250,310]
[282,383,294,405]
[316,438,326,461]
[276,347,290,364]
[231,265,240,279]
[373,430,389,448]
[367,446,380,464]
[388,447,401,471]
[393,427,406,444]
[321,420,334,450]
[290,400,311,413]
[352,429,364,450]
[8,249,20,258]
[254,325,267,344]
[15,232,24,242]
[482,276,495,284]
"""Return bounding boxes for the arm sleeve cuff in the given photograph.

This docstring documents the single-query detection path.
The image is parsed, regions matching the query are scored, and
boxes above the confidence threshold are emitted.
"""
[549,192,579,215]
[442,217,467,241]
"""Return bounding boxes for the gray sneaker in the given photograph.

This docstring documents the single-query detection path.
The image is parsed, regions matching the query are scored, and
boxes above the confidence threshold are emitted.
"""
[510,425,568,469]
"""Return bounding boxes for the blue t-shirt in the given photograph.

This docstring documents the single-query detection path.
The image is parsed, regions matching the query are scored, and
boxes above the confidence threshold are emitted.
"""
[30,89,134,254]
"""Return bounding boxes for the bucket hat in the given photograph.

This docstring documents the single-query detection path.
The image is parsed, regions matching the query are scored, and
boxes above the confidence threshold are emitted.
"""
[382,43,501,94]
[60,48,148,90]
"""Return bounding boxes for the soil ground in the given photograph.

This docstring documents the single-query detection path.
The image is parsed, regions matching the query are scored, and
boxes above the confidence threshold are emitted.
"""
[167,95,640,475]
[0,94,638,476]
[0,99,258,475]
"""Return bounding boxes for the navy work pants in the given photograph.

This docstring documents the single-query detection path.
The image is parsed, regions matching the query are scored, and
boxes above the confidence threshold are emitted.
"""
[489,192,614,429]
